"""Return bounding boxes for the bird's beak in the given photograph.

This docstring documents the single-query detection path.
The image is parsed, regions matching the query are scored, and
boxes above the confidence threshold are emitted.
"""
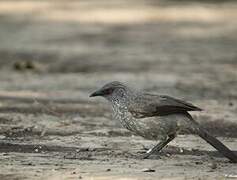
[89,90,103,97]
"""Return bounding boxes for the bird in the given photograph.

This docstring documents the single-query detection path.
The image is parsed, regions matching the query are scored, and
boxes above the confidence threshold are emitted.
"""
[89,81,237,163]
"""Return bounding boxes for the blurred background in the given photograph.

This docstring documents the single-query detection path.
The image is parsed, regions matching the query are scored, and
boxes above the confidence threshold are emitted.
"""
[0,0,237,179]
[0,0,237,98]
[0,0,236,97]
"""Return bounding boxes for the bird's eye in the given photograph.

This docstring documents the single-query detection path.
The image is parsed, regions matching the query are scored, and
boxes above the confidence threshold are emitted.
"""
[105,88,114,95]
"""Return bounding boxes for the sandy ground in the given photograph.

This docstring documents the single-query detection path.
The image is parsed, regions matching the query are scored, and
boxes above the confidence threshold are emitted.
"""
[0,0,237,179]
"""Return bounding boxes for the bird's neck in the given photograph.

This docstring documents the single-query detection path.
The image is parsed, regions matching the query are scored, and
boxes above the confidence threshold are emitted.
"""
[111,98,128,109]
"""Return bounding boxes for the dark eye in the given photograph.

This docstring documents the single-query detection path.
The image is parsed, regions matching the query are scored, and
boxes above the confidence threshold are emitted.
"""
[105,88,114,95]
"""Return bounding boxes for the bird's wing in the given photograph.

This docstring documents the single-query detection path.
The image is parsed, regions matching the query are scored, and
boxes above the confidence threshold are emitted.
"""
[128,93,202,118]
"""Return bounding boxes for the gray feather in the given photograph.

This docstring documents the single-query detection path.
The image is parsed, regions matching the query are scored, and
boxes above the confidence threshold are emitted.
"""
[129,93,202,118]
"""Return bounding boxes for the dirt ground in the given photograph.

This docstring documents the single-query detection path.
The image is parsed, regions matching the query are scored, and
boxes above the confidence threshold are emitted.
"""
[0,0,237,179]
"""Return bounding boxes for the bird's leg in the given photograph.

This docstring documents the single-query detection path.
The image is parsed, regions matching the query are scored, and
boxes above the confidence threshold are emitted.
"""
[142,134,176,159]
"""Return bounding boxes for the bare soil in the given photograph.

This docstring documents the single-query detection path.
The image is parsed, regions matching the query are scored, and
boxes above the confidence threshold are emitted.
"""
[0,1,237,179]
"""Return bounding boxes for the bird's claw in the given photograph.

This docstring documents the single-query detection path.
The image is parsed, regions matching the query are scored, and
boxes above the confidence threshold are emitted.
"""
[140,153,151,159]
[137,152,161,160]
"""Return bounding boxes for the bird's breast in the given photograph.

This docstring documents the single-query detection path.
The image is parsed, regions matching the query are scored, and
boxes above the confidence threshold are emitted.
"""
[112,104,137,131]
[112,105,190,140]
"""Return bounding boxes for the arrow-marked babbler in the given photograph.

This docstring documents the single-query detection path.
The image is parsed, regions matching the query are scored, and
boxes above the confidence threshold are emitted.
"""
[90,81,237,163]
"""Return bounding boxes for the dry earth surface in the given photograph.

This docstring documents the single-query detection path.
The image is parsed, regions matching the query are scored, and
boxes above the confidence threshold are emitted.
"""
[0,0,237,179]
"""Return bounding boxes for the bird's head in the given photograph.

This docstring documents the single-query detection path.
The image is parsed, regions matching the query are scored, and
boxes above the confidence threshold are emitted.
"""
[89,81,132,103]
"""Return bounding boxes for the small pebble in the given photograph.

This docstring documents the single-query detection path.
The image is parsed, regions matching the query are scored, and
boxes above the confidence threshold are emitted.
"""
[195,161,203,165]
[25,61,35,69]
[208,162,217,169]
[225,174,237,178]
[142,168,155,172]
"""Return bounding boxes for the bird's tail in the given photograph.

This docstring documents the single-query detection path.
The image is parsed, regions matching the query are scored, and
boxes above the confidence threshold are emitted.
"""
[186,113,237,163]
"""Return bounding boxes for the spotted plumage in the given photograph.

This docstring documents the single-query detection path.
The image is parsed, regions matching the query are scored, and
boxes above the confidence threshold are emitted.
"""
[90,81,237,163]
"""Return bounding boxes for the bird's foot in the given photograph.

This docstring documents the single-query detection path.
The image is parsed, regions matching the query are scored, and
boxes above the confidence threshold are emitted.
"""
[136,147,162,159]
[137,149,161,159]
[140,153,151,159]
[138,153,161,159]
